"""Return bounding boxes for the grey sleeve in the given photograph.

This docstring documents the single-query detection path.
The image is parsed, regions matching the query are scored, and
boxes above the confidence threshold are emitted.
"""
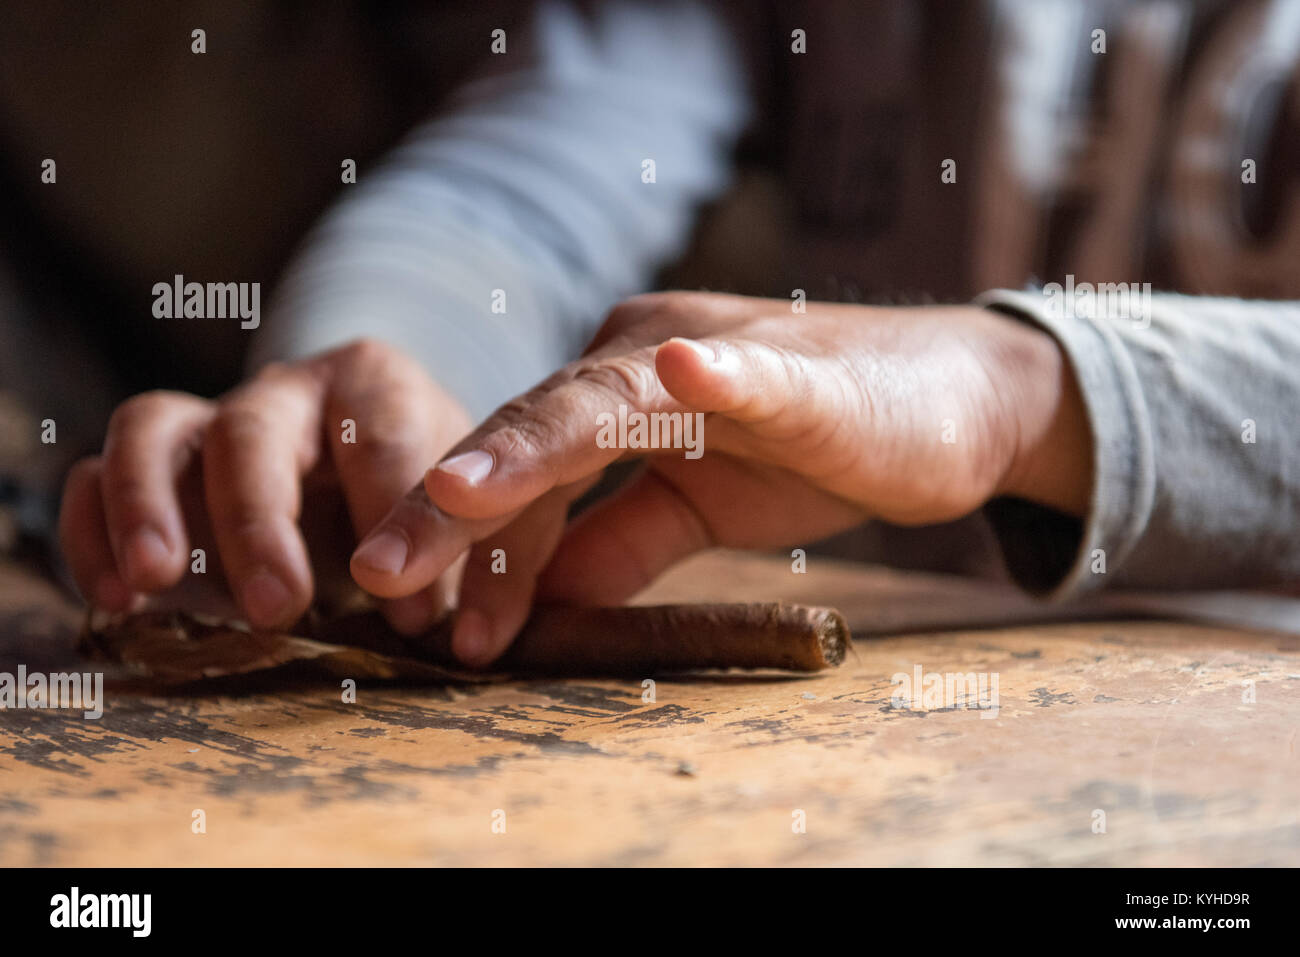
[248,0,750,421]
[976,288,1300,597]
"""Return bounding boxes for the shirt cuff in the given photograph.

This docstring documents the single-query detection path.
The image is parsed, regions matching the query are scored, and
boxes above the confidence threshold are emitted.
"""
[974,288,1157,600]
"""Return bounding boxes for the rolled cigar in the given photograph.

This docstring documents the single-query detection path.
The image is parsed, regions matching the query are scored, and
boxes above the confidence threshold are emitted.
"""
[321,602,851,675]
[502,603,848,673]
[84,602,853,684]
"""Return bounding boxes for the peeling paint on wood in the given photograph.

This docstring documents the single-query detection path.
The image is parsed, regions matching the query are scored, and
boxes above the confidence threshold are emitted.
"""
[1,553,1298,866]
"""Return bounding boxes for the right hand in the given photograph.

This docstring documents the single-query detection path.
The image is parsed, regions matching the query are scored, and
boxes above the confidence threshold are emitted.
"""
[351,291,1091,666]
[58,339,473,633]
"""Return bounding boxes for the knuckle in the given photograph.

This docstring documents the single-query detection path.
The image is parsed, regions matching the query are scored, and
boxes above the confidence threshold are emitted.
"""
[603,294,664,332]
[600,293,684,340]
[106,390,180,436]
[338,422,423,470]
[225,510,277,542]
[486,394,533,427]
[251,360,291,382]
[248,360,310,395]
[322,337,403,379]
[493,422,546,463]
[496,403,572,460]
[338,337,392,366]
[244,361,293,390]
[734,334,809,393]
[479,380,558,433]
[769,342,812,391]
[600,292,733,346]
[573,353,659,404]
[327,338,428,395]
[203,406,266,458]
[610,292,686,327]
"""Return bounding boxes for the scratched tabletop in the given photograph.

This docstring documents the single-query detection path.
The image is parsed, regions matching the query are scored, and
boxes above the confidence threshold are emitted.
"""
[0,550,1296,866]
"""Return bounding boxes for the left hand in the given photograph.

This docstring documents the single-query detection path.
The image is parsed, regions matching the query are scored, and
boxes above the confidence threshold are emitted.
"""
[59,338,473,634]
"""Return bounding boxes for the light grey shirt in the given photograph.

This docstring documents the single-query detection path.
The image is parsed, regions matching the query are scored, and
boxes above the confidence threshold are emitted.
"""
[253,0,1300,600]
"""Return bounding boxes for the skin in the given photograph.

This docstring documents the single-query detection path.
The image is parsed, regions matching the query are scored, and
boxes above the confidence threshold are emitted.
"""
[348,292,1093,667]
[58,339,472,634]
[61,293,1090,663]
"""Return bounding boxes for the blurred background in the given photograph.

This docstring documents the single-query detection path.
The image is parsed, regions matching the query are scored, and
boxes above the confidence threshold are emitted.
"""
[2,0,1297,572]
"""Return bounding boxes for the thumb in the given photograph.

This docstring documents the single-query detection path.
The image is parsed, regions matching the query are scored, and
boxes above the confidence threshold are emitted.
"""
[653,336,809,424]
[536,466,714,606]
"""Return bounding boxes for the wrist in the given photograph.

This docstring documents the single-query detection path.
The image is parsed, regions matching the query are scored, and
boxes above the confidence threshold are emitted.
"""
[986,312,1093,517]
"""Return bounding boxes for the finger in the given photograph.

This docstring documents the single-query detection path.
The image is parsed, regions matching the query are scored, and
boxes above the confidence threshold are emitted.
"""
[324,343,472,633]
[59,457,135,610]
[324,342,468,534]
[202,368,325,628]
[657,334,869,488]
[379,554,465,634]
[452,476,600,667]
[100,391,214,590]
[538,452,864,604]
[351,481,523,599]
[653,335,807,424]
[423,347,681,520]
[536,464,714,606]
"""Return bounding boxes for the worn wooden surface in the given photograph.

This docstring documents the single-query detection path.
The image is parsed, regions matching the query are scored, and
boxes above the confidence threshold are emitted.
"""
[0,551,1297,866]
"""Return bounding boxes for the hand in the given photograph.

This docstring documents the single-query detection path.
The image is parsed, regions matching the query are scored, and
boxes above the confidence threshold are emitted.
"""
[59,339,472,633]
[350,292,1092,667]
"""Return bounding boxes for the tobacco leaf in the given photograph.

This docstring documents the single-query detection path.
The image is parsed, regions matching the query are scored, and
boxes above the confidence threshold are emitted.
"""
[80,610,501,687]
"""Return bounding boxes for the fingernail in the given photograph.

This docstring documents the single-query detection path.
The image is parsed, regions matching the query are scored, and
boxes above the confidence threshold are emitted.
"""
[671,337,717,364]
[124,526,169,581]
[453,607,494,666]
[242,568,292,626]
[352,529,409,576]
[435,450,494,485]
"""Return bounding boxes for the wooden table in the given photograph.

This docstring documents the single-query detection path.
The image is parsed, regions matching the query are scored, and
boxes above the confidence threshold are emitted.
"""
[1,551,1296,866]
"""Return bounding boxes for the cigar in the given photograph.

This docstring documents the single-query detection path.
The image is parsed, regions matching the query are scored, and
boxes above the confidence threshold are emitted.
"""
[503,603,849,673]
[84,602,853,684]
[321,602,851,675]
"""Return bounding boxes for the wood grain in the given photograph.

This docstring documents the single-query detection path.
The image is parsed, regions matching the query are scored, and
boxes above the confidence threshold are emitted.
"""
[1,551,1297,866]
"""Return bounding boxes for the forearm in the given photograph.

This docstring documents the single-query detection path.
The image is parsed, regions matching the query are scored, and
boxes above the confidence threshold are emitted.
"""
[250,0,750,421]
